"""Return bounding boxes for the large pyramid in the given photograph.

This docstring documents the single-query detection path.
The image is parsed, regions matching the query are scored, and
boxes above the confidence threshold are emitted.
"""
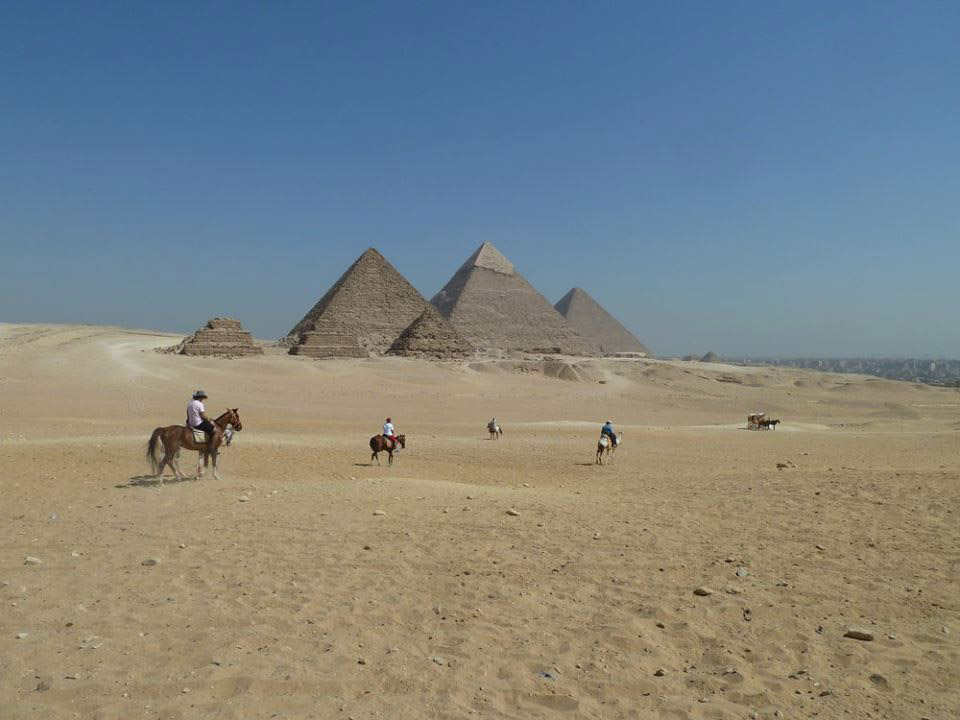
[287,248,430,352]
[554,287,650,356]
[386,305,474,359]
[431,243,594,355]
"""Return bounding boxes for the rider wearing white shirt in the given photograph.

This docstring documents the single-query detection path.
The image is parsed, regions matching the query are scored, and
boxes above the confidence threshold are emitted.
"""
[382,417,397,448]
[187,390,221,449]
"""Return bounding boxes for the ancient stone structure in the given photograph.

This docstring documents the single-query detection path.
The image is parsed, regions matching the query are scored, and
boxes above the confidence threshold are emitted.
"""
[554,287,649,356]
[179,317,262,357]
[289,318,367,358]
[287,248,429,352]
[700,351,720,363]
[386,305,474,359]
[431,243,594,355]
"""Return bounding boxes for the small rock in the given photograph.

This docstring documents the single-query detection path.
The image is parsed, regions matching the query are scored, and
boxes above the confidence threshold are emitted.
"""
[363,545,373,551]
[372,510,386,516]
[238,495,249,502]
[24,557,42,566]
[15,632,28,639]
[655,622,665,629]
[735,567,748,577]
[36,679,51,692]
[357,658,366,665]
[693,586,714,596]
[819,689,833,697]
[141,558,160,566]
[815,544,826,551]
[844,628,875,641]
[654,668,665,676]
[430,656,446,666]
[505,509,520,516]
[592,532,601,540]
[869,673,888,686]
[888,633,898,640]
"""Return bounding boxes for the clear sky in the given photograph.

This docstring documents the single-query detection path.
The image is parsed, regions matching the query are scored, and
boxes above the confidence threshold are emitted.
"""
[2,2,958,357]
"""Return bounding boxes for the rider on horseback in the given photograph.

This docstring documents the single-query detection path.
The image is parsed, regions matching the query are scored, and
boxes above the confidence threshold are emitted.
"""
[382,417,398,450]
[187,390,222,452]
[601,420,618,446]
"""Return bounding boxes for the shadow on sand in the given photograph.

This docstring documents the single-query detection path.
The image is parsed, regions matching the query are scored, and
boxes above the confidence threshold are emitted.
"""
[118,474,201,489]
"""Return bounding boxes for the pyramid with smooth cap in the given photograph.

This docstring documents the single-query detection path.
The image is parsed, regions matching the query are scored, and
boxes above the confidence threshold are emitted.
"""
[386,305,474,359]
[554,287,649,356]
[431,243,594,355]
[179,317,263,357]
[287,248,430,353]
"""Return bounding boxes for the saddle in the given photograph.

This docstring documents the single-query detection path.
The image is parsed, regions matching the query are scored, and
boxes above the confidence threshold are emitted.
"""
[190,426,209,444]
[382,435,397,450]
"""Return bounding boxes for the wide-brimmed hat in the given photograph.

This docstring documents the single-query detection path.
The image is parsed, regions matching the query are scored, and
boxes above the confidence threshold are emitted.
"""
[193,390,208,400]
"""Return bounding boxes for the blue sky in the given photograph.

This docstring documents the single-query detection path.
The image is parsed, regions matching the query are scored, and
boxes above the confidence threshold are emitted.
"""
[1,2,958,356]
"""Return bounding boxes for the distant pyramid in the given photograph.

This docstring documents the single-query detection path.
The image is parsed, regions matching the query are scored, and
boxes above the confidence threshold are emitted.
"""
[431,243,594,355]
[287,248,429,352]
[554,287,649,356]
[386,305,474,359]
[179,317,262,357]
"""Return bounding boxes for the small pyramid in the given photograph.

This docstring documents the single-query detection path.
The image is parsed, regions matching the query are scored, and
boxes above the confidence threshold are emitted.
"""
[700,351,719,363]
[179,317,263,357]
[554,288,649,356]
[431,243,594,355]
[289,318,368,358]
[386,305,474,359]
[287,248,430,352]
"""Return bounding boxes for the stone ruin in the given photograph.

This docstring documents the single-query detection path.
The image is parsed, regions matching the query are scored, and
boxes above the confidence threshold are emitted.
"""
[386,305,474,359]
[288,318,368,358]
[178,317,262,357]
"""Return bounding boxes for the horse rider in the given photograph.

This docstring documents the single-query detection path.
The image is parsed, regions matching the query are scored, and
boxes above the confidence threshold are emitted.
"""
[488,417,498,432]
[382,417,398,450]
[187,390,222,451]
[601,420,618,446]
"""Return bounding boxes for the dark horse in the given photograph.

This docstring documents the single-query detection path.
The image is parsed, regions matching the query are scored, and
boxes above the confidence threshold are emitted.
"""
[369,434,406,466]
[146,409,242,485]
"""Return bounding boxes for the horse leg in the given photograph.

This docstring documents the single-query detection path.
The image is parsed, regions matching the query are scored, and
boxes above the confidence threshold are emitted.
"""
[212,450,220,480]
[372,451,380,466]
[387,450,393,466]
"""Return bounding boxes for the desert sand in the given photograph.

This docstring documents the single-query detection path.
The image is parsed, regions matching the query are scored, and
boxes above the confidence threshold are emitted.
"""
[1,323,958,719]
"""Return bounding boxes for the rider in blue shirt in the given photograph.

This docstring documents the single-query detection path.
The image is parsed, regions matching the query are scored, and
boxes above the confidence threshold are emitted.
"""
[601,420,617,445]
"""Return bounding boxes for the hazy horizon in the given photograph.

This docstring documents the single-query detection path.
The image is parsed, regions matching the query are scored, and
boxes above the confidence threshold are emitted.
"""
[2,3,958,357]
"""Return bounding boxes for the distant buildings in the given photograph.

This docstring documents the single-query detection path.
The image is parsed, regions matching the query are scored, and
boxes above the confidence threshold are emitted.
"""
[731,357,960,386]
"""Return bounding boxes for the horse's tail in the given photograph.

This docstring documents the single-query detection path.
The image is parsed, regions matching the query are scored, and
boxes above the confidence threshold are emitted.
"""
[146,428,163,474]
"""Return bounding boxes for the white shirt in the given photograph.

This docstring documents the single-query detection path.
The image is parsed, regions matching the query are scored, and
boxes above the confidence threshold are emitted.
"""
[187,399,205,427]
[383,422,394,436]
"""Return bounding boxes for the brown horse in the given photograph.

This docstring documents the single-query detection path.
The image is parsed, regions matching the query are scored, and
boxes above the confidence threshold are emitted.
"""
[596,431,622,465]
[370,433,405,466]
[146,408,242,484]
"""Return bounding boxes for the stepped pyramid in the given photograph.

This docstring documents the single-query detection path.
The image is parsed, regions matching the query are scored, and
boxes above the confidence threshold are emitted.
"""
[386,305,474,359]
[289,318,367,358]
[179,317,263,357]
[554,287,649,356]
[287,248,429,353]
[431,243,594,355]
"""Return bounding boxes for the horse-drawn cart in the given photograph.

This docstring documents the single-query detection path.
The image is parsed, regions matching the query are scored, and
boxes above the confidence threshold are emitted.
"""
[747,412,779,430]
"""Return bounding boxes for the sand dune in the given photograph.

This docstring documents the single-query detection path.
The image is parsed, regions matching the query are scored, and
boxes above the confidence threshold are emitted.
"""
[1,324,958,719]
